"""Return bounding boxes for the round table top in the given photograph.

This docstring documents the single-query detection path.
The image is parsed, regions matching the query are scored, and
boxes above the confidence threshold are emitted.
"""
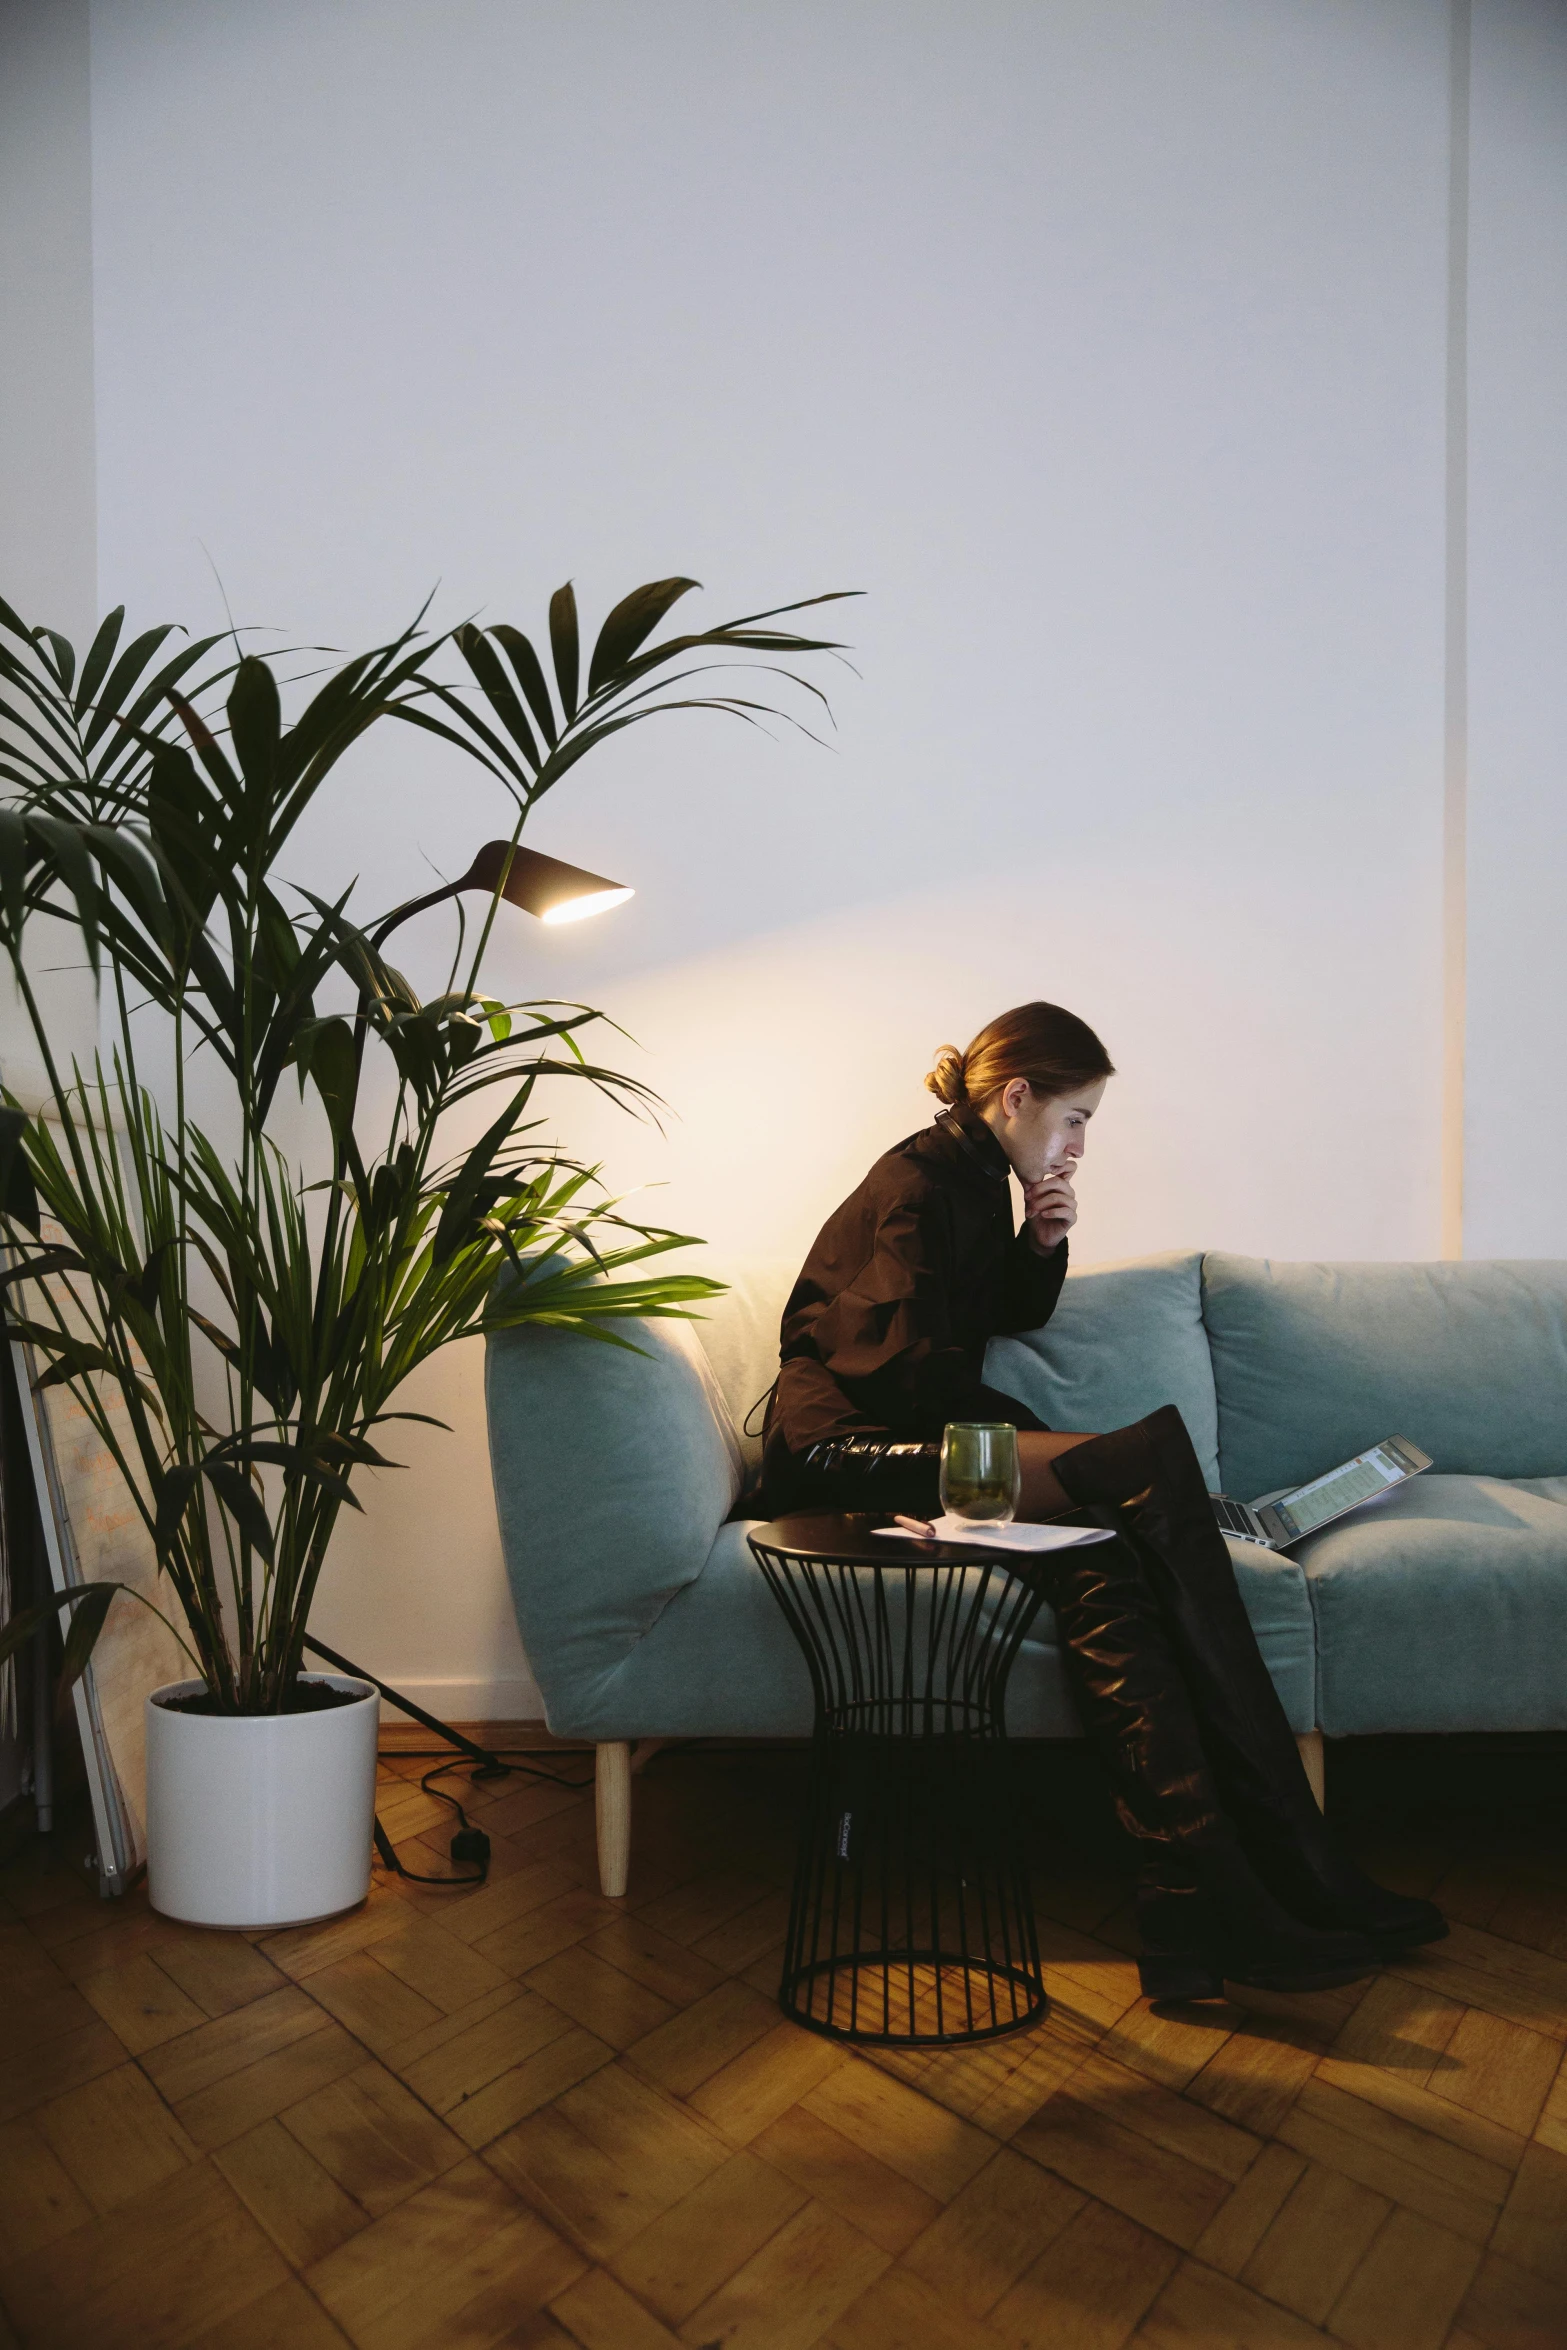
[747,1510,1036,1568]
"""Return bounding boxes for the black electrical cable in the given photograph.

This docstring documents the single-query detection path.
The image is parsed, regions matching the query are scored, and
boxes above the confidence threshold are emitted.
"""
[298,1633,601,1890]
[371,1744,598,1889]
[378,1744,594,1791]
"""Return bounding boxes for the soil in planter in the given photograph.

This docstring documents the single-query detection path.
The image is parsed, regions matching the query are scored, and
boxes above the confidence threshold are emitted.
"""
[155,1680,365,1718]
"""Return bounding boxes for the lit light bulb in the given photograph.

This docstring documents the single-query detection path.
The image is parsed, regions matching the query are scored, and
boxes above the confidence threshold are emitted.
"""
[539,885,637,925]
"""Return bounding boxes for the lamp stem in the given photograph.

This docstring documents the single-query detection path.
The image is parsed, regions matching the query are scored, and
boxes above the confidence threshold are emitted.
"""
[370,881,461,949]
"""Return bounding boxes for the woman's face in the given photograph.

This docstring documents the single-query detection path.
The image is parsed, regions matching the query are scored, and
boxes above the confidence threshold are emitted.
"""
[984,1077,1106,1183]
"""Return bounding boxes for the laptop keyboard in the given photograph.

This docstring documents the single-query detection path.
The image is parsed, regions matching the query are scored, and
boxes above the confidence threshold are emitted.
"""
[1210,1494,1265,1541]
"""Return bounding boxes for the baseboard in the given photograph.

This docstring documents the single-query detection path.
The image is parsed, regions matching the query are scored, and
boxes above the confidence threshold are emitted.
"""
[368,1675,547,1727]
[378,1717,589,1755]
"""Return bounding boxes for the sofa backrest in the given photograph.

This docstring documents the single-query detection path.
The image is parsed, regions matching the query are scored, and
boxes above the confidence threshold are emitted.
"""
[985,1251,1221,1488]
[1203,1253,1567,1500]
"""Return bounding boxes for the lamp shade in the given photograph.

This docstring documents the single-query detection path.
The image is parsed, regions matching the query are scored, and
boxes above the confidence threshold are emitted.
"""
[456,843,635,925]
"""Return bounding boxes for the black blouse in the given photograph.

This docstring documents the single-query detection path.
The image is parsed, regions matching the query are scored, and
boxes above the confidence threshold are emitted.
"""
[763,1106,1068,1460]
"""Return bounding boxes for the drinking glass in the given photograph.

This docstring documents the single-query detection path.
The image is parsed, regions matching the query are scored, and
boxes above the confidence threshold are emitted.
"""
[939,1422,1022,1526]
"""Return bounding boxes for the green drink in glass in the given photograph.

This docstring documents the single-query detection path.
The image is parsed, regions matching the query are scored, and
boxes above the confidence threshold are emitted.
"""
[940,1422,1022,1526]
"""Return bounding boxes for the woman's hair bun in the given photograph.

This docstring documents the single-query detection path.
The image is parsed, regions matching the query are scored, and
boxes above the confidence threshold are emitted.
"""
[924,1045,966,1105]
[930,1002,1115,1114]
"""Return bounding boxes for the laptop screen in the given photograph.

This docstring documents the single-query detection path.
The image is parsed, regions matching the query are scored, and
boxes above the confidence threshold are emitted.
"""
[1273,1443,1411,1541]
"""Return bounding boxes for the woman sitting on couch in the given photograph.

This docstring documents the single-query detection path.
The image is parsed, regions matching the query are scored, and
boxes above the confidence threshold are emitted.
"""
[761,999,1445,2002]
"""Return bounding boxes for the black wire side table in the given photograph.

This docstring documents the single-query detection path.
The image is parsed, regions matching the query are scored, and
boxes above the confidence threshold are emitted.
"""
[748,1511,1051,2047]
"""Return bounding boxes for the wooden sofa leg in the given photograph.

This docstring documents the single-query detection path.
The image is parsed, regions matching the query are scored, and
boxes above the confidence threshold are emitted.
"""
[596,1741,631,1897]
[1296,1729,1326,1812]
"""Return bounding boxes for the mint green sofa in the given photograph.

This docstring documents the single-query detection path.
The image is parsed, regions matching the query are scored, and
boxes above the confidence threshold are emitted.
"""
[486,1252,1567,1892]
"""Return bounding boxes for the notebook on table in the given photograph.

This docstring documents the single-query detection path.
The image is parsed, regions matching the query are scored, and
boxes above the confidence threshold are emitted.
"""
[877,1516,1115,1552]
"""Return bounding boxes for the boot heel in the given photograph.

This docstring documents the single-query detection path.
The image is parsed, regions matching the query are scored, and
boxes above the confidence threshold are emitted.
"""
[1138,1953,1225,2002]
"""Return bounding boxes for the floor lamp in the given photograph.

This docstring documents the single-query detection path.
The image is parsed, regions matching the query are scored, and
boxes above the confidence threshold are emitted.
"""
[327,841,634,1878]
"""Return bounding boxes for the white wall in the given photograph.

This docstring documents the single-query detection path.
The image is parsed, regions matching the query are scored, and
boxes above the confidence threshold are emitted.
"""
[0,0,95,642]
[5,0,1561,1715]
[1463,0,1567,1256]
[85,2,1452,1283]
[0,0,101,1100]
[0,0,98,1802]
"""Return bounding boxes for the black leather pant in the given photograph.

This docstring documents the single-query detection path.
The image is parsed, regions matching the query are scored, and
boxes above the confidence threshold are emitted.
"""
[763,1433,943,1520]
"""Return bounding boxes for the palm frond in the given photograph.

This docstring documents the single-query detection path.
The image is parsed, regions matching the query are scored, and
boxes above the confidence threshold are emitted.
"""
[0,570,851,1709]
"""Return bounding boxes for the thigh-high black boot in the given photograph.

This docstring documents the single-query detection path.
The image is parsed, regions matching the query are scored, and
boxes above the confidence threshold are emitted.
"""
[1054,1410,1446,1953]
[1037,1522,1377,1999]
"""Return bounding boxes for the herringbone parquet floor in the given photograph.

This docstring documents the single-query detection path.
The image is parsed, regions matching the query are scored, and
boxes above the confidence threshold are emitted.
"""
[1,1736,1565,2350]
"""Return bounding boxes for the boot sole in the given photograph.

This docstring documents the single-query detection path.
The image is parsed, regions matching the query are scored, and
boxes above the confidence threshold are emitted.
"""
[1139,1954,1375,2001]
[1369,1916,1449,1955]
[1223,1958,1376,1994]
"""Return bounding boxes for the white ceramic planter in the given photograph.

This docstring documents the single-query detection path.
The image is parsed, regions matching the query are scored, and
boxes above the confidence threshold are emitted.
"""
[146,1673,379,1929]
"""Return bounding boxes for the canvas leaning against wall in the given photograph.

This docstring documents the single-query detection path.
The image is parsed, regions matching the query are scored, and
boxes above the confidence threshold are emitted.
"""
[9,1267,183,1893]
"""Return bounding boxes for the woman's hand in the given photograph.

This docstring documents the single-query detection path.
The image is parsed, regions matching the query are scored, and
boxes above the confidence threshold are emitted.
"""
[1022,1166,1077,1253]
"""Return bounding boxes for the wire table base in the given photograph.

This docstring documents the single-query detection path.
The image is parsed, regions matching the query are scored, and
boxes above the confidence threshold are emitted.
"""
[749,1513,1051,2047]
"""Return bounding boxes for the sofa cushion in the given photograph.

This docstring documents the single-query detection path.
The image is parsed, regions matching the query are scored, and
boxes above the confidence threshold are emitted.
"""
[689,1256,798,1476]
[485,1312,742,1728]
[986,1251,1220,1489]
[552,1527,1315,1741]
[1203,1254,1567,1502]
[1300,1474,1567,1735]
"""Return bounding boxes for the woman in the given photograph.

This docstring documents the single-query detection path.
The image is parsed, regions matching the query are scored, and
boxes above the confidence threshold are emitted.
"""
[762,1002,1445,2001]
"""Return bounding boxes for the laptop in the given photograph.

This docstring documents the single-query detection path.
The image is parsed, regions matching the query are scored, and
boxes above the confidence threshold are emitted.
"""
[1211,1435,1432,1550]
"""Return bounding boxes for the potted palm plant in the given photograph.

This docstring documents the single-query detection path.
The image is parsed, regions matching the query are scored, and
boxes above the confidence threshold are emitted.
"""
[0,575,848,1926]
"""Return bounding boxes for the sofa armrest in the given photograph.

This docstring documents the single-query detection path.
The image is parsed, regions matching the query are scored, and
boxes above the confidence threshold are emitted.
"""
[484,1313,741,1728]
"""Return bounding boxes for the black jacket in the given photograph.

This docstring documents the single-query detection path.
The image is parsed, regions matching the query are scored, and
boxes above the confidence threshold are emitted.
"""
[763,1107,1067,1465]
